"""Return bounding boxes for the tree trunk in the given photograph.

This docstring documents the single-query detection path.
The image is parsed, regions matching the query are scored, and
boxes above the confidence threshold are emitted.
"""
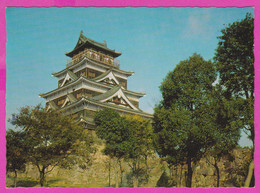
[108,158,111,187]
[133,176,138,187]
[180,165,182,187]
[39,168,46,187]
[244,160,254,187]
[214,159,220,187]
[186,156,193,187]
[132,161,138,187]
[115,159,119,188]
[119,160,123,186]
[144,155,149,183]
[14,170,17,188]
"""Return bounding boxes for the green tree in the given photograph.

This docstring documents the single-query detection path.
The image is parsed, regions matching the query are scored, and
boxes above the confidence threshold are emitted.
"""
[153,54,217,187]
[94,108,132,187]
[214,13,254,142]
[95,109,153,187]
[205,86,242,187]
[214,13,254,187]
[123,115,154,187]
[10,105,94,187]
[6,130,27,187]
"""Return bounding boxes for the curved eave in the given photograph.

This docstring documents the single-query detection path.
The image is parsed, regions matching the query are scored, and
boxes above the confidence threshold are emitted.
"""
[52,57,134,77]
[92,69,112,81]
[39,76,145,98]
[62,98,153,118]
[91,85,121,101]
[65,41,122,58]
[79,117,96,126]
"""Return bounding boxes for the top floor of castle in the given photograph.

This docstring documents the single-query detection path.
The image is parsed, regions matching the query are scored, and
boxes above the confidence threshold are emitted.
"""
[65,31,122,68]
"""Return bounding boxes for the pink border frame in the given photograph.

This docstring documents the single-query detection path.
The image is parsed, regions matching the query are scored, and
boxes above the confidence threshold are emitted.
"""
[0,0,258,192]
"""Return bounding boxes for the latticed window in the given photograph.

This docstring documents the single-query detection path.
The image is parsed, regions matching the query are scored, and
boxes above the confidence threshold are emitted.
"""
[88,69,96,79]
[113,97,121,104]
[81,71,86,77]
[57,99,65,106]
[86,92,92,98]
[122,81,127,88]
[76,93,81,99]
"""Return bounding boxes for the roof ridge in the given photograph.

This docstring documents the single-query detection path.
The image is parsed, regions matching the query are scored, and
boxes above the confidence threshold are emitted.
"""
[61,97,153,118]
[66,32,121,57]
[40,76,144,98]
[40,76,145,98]
[52,57,134,77]
[86,37,106,47]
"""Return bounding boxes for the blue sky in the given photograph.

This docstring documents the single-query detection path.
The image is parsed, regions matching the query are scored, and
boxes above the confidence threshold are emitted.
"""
[6,7,254,146]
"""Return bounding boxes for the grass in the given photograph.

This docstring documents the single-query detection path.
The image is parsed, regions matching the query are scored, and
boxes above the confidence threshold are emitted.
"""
[7,176,109,188]
[6,177,39,188]
[46,177,108,187]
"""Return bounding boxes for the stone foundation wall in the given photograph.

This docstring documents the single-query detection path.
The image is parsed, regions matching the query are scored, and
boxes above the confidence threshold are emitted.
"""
[10,147,252,187]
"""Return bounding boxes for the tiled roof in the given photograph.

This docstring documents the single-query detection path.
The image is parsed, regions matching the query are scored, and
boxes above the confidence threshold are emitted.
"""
[61,97,153,118]
[40,76,145,98]
[67,93,77,103]
[52,57,134,77]
[91,85,121,101]
[91,69,112,81]
[66,32,121,58]
[67,70,78,80]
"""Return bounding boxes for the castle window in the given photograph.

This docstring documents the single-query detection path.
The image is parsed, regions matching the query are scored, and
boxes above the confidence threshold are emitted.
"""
[76,93,81,99]
[88,69,96,79]
[121,81,127,89]
[86,92,92,98]
[57,99,65,106]
[113,97,121,104]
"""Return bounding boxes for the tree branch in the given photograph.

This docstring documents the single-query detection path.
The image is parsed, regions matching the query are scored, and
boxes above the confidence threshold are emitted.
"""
[46,162,59,174]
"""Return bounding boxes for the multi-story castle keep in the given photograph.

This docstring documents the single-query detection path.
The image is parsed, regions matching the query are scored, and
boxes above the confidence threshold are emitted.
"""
[40,31,152,130]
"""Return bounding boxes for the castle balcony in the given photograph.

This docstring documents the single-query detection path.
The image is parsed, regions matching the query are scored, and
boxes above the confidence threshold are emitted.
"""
[66,48,120,69]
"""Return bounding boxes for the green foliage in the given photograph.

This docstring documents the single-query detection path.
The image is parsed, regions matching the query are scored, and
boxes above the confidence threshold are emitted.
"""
[153,54,217,187]
[123,115,154,186]
[214,13,254,100]
[214,13,254,143]
[212,14,254,186]
[156,171,171,187]
[94,109,154,186]
[10,104,94,186]
[94,109,132,159]
[123,115,153,160]
[6,129,28,187]
[6,130,27,173]
[62,129,96,170]
[207,86,242,157]
[160,53,216,109]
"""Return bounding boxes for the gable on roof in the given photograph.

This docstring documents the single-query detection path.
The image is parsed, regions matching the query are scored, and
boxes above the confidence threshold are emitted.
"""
[46,101,59,111]
[60,71,78,87]
[61,96,72,108]
[91,85,139,110]
[93,70,120,86]
[74,31,87,50]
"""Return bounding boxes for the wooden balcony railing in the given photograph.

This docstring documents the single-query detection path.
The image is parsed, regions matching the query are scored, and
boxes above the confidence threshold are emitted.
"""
[66,48,120,68]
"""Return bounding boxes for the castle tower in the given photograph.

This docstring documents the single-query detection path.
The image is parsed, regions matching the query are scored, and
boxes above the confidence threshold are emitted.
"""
[40,31,152,130]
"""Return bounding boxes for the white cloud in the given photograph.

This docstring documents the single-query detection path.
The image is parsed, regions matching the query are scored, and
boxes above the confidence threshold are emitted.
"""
[182,8,213,39]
